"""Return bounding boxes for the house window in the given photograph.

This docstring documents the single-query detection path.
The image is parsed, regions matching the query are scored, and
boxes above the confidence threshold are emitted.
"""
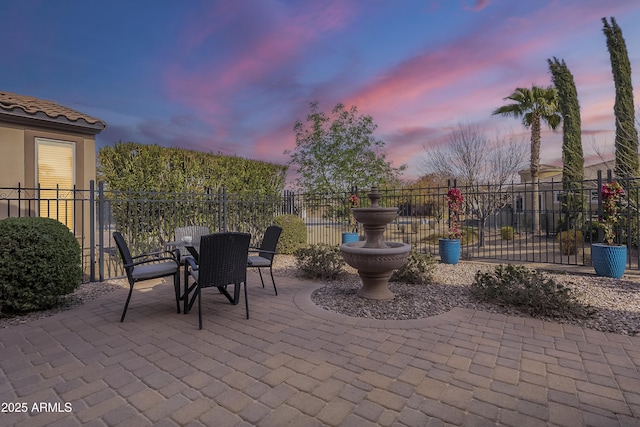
[36,138,75,230]
[516,196,523,212]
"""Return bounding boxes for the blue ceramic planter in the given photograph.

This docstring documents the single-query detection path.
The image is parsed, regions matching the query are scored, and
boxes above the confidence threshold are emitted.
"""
[439,238,460,265]
[592,244,626,279]
[342,232,359,243]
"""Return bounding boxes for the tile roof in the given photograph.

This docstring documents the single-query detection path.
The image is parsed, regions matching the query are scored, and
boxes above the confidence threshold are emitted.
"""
[0,90,106,129]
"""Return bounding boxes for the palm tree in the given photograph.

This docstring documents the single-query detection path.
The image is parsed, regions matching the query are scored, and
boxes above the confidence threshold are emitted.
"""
[493,86,561,235]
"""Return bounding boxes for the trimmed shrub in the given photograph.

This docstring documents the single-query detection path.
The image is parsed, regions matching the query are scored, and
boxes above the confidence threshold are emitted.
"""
[0,217,82,314]
[294,244,345,280]
[391,248,436,284]
[471,264,580,315]
[501,226,514,240]
[556,230,583,255]
[273,214,307,255]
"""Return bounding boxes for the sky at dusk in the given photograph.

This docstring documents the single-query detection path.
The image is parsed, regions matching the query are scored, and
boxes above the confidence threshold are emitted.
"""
[2,0,640,183]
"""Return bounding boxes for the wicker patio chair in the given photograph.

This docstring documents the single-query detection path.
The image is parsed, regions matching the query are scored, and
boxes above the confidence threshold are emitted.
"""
[113,231,181,322]
[174,225,210,262]
[248,225,282,295]
[184,232,251,329]
[174,225,210,287]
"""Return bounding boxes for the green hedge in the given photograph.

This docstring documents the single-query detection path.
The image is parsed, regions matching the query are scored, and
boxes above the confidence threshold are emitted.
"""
[98,142,287,195]
[0,217,82,314]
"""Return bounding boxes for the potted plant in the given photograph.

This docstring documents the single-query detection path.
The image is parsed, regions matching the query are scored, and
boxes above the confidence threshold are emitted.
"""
[342,193,360,243]
[439,188,464,264]
[592,181,627,278]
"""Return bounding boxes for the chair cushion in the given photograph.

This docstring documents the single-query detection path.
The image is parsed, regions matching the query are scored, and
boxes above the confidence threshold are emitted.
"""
[190,270,199,281]
[132,261,178,281]
[180,255,195,265]
[248,255,271,267]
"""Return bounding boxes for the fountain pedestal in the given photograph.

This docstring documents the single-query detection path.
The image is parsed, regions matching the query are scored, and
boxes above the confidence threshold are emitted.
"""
[339,187,411,300]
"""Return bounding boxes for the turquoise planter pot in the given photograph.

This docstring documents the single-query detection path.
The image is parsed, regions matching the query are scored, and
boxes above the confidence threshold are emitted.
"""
[342,232,359,243]
[592,244,626,279]
[439,238,460,265]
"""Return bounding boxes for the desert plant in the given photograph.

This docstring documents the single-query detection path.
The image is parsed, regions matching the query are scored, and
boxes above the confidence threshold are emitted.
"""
[445,188,465,239]
[391,248,436,284]
[273,215,307,255]
[556,230,583,255]
[294,244,345,280]
[594,181,625,245]
[501,226,514,240]
[0,217,82,314]
[471,264,580,315]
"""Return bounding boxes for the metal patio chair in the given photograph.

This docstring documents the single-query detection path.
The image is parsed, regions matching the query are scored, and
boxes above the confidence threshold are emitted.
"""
[247,225,282,295]
[113,231,181,322]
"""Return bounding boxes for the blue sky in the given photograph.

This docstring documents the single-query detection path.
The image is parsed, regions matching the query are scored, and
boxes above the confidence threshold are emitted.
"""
[2,0,640,182]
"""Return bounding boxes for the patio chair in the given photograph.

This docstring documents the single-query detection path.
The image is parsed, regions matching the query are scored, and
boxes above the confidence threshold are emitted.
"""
[247,225,282,295]
[174,225,210,260]
[184,232,251,329]
[174,225,210,284]
[113,231,181,322]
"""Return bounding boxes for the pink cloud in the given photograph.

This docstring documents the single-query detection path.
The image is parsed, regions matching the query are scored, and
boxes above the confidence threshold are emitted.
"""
[165,1,355,109]
[464,0,490,12]
[160,0,640,181]
[252,123,296,162]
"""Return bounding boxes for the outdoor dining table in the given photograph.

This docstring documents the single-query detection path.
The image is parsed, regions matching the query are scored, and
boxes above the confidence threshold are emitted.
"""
[164,241,203,269]
[164,240,240,311]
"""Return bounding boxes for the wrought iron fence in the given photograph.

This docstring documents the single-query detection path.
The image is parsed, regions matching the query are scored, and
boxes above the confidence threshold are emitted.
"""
[1,170,638,283]
[0,183,96,281]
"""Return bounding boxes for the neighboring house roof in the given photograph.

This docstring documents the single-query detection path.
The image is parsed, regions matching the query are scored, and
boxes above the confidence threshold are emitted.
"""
[0,90,106,135]
[517,164,563,183]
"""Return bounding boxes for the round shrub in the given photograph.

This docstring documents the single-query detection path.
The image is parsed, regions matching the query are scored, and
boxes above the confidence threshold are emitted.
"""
[556,230,583,255]
[273,214,307,255]
[294,244,344,280]
[391,248,436,284]
[0,217,82,314]
[501,226,514,240]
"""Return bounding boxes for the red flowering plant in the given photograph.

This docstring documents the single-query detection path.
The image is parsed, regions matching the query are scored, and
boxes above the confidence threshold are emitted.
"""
[445,188,464,240]
[595,181,625,245]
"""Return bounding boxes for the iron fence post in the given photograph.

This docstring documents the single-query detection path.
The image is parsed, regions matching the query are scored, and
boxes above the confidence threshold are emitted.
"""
[89,180,95,282]
[98,181,105,282]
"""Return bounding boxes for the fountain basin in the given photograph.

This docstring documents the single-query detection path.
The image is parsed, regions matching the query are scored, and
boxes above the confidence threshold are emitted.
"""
[351,207,400,248]
[340,241,411,300]
[351,207,398,225]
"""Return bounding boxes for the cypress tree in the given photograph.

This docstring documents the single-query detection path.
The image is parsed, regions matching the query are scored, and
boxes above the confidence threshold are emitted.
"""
[548,57,584,187]
[602,17,639,178]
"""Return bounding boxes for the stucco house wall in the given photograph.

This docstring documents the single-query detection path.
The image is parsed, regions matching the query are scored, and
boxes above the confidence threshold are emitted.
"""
[0,90,106,240]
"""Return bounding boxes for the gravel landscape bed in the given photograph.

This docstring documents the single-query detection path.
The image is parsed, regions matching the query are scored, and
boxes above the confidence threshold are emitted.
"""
[308,261,640,336]
[2,257,640,336]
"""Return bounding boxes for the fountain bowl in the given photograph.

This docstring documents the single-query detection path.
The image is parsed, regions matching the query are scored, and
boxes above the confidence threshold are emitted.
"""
[351,207,398,226]
[340,241,411,300]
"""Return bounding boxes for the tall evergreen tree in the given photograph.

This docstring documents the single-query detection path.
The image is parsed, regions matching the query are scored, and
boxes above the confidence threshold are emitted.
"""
[548,57,584,187]
[602,17,639,178]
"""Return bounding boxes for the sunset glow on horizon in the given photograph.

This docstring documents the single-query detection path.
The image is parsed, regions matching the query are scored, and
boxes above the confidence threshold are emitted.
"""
[2,0,640,183]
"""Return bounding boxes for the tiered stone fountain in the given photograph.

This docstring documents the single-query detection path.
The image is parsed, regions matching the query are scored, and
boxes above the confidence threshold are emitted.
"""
[339,187,411,300]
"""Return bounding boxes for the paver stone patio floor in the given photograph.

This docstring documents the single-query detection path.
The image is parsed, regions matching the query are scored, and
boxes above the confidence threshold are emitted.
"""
[1,271,639,426]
